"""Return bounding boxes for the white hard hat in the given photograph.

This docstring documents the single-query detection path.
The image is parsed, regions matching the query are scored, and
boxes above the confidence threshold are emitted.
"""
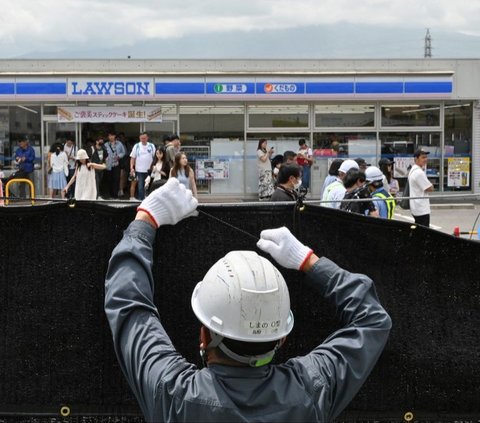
[338,159,359,174]
[365,166,384,182]
[191,251,294,343]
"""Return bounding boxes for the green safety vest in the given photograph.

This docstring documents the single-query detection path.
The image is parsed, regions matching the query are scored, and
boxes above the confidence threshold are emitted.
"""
[373,191,396,219]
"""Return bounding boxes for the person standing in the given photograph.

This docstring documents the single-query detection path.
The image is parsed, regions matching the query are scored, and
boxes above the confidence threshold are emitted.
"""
[104,131,126,199]
[408,149,434,227]
[271,163,302,201]
[104,178,391,422]
[63,149,106,200]
[170,152,198,199]
[90,136,109,199]
[129,132,156,201]
[297,139,313,191]
[47,142,68,199]
[365,166,396,219]
[165,134,181,168]
[378,158,399,197]
[340,168,378,217]
[257,138,274,201]
[320,159,344,199]
[321,159,359,209]
[63,137,77,198]
[145,146,170,194]
[2,137,36,198]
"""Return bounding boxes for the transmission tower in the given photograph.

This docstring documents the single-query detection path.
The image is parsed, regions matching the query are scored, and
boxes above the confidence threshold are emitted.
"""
[424,28,432,58]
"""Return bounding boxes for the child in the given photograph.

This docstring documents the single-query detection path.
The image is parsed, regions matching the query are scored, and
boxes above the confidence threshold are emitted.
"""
[64,149,106,200]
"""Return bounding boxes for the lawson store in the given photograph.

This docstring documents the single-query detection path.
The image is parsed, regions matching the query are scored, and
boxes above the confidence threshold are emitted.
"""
[0,58,479,199]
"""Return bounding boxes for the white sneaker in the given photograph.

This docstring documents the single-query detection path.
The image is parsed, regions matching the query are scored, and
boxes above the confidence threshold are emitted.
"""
[118,190,124,197]
[129,197,137,201]
[97,196,104,200]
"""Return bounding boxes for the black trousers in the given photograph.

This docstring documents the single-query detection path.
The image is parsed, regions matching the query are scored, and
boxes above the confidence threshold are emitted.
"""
[105,166,121,198]
[413,214,430,227]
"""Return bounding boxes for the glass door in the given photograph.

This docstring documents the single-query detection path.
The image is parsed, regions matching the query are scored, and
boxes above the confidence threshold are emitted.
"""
[144,121,177,146]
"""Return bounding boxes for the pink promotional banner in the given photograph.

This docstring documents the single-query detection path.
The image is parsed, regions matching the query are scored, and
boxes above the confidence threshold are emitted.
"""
[57,106,163,122]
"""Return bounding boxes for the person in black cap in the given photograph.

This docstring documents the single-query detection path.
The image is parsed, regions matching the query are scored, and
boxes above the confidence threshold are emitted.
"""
[354,157,369,172]
[408,149,433,227]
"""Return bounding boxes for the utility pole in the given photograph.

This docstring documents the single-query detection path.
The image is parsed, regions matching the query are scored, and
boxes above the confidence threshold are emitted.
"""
[424,28,432,58]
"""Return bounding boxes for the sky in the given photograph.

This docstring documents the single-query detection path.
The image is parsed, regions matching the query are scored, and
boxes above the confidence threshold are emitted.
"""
[1,0,480,59]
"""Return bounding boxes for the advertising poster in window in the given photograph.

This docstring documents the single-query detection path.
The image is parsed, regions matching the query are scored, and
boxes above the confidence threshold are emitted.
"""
[393,157,415,178]
[447,157,470,187]
[196,159,230,180]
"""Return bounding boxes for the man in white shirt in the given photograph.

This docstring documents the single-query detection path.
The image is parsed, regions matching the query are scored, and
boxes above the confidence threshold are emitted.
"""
[130,132,156,201]
[321,159,359,209]
[408,149,434,227]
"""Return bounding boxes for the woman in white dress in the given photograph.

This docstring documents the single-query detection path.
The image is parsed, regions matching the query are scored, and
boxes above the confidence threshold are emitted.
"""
[63,149,106,200]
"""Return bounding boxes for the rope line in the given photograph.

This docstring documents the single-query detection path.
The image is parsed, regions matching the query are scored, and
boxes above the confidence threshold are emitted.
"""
[196,209,260,241]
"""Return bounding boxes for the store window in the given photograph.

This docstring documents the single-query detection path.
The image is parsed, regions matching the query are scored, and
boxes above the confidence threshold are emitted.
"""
[379,131,441,190]
[313,132,377,161]
[247,105,309,128]
[179,105,245,194]
[180,105,244,141]
[381,104,440,127]
[244,132,310,194]
[0,105,41,170]
[315,104,375,128]
[443,102,472,191]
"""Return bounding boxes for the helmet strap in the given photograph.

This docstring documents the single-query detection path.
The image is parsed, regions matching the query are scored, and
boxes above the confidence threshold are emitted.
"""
[199,348,208,368]
[208,331,280,368]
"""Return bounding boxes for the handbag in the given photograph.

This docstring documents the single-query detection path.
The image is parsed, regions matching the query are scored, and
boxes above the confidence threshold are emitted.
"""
[399,172,411,210]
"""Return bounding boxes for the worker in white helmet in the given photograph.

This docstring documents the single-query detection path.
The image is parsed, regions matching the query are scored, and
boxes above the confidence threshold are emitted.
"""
[105,177,392,422]
[321,159,359,209]
[365,166,396,219]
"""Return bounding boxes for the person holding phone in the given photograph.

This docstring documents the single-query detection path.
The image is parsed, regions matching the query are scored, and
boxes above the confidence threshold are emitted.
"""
[257,138,275,201]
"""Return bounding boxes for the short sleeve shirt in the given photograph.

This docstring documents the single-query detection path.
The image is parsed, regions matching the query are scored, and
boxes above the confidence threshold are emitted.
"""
[409,165,432,216]
[130,142,155,173]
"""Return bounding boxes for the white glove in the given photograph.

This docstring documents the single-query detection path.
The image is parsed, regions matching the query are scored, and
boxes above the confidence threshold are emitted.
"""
[257,227,313,271]
[137,178,198,228]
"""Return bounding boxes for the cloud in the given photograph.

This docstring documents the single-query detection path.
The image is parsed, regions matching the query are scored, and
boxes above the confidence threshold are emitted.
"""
[0,0,480,57]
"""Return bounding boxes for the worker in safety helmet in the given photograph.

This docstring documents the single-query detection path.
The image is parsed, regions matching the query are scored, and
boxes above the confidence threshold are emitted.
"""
[105,177,392,423]
[365,166,396,219]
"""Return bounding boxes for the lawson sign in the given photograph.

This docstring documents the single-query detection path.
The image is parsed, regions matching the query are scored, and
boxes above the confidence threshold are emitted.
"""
[68,78,154,97]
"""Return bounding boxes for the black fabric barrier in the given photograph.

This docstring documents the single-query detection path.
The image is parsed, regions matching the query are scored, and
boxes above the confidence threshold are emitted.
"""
[0,202,479,422]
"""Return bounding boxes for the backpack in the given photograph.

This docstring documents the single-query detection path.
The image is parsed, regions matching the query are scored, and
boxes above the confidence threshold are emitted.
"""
[400,171,411,210]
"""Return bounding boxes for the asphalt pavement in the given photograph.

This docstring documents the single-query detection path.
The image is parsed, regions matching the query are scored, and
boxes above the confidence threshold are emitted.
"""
[394,202,480,238]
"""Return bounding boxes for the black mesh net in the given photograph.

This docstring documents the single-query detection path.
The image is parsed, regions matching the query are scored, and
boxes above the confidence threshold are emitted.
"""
[0,202,479,422]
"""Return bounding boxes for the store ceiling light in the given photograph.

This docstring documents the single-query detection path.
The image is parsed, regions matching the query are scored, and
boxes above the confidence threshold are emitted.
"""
[17,105,38,114]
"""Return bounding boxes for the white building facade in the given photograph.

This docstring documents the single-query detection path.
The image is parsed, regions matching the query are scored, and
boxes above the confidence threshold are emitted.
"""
[0,58,478,199]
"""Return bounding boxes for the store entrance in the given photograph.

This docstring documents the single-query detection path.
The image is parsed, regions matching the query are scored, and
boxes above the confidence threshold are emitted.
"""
[81,122,141,152]
[81,121,177,149]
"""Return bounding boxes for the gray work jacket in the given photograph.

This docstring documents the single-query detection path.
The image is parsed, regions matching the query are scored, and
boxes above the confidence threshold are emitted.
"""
[105,220,391,422]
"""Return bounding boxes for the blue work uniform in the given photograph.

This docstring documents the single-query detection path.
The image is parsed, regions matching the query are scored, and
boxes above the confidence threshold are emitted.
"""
[105,220,391,423]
